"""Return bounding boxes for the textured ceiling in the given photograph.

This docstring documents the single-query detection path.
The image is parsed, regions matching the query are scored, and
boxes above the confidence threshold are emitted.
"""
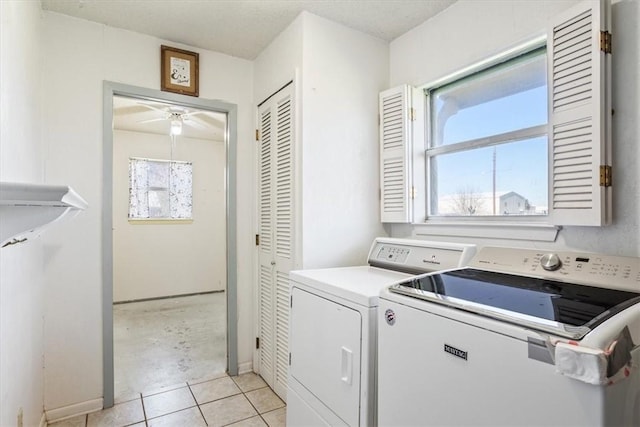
[40,0,456,60]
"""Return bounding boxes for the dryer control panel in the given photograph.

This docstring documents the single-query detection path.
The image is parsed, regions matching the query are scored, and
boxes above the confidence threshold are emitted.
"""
[368,238,476,274]
[470,246,640,292]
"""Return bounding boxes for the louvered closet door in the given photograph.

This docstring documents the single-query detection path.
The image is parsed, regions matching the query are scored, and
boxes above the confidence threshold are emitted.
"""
[257,83,294,401]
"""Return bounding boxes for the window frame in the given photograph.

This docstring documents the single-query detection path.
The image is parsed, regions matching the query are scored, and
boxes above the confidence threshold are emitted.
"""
[416,35,552,225]
[425,47,549,220]
[128,156,194,222]
[380,0,611,236]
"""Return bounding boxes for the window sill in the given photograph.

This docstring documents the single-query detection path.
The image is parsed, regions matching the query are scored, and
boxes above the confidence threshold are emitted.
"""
[128,218,193,225]
[412,221,560,242]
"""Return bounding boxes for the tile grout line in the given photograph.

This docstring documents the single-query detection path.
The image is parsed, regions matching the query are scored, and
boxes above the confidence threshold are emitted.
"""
[232,378,265,426]
[101,373,283,427]
[187,382,210,426]
[139,392,148,427]
[242,388,261,420]
[212,380,259,427]
[141,386,202,425]
[239,386,274,427]
[231,374,285,427]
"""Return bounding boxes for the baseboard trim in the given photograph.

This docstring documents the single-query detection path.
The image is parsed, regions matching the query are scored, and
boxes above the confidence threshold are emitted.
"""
[237,361,253,375]
[114,289,225,305]
[39,413,47,427]
[45,398,103,424]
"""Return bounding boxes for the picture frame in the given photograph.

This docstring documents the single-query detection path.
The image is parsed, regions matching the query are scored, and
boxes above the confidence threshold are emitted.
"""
[161,45,199,97]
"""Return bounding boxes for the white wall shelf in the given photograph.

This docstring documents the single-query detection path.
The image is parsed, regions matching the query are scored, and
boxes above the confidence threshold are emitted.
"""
[0,182,88,247]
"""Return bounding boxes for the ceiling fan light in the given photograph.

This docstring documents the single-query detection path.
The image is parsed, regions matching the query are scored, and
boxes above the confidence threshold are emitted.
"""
[170,119,182,135]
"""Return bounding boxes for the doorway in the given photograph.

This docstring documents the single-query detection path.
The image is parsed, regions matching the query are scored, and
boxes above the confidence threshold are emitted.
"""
[102,82,239,408]
[111,94,227,399]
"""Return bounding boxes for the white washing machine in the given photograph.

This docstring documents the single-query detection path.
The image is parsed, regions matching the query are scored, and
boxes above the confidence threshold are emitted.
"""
[286,237,476,427]
[378,246,640,426]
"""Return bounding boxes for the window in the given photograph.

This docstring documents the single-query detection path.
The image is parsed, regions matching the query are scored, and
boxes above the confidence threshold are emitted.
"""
[128,158,193,219]
[379,0,612,227]
[427,48,548,218]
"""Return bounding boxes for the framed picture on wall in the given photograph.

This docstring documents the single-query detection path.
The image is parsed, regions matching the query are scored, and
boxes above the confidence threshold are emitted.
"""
[161,45,199,97]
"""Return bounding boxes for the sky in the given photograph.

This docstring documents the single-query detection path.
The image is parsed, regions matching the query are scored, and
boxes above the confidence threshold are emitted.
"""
[430,67,549,214]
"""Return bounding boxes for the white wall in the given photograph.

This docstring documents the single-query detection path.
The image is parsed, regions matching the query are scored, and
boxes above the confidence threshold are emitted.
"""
[300,13,389,268]
[112,130,226,302]
[255,12,389,271]
[0,1,47,426]
[41,11,254,413]
[253,14,303,107]
[389,0,640,257]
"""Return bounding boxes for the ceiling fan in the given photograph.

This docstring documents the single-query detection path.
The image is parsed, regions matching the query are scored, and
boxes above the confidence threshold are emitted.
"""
[113,98,225,136]
[136,104,214,136]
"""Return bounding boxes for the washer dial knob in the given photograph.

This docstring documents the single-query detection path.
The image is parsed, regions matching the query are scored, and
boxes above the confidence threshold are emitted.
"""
[540,253,562,271]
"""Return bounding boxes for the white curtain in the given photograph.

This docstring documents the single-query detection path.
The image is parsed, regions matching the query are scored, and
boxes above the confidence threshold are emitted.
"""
[169,161,193,218]
[128,158,193,219]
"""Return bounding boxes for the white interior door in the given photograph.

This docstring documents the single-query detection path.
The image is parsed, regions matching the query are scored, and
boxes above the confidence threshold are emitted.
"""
[257,83,295,400]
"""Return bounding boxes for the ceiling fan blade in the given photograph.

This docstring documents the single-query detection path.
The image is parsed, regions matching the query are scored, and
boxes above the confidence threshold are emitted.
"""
[186,113,226,129]
[137,117,168,124]
[113,105,155,116]
[183,117,207,129]
[180,110,207,118]
[138,103,171,114]
[182,110,223,119]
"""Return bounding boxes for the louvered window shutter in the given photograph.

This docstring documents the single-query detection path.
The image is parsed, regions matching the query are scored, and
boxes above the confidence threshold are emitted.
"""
[379,85,413,223]
[548,0,611,226]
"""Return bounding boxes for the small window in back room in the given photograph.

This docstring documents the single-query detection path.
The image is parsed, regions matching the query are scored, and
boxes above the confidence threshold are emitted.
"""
[427,47,548,217]
[128,158,193,219]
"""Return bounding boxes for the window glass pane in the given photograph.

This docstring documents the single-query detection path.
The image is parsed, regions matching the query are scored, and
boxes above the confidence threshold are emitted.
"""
[429,137,548,216]
[431,51,546,147]
[128,158,193,219]
[148,189,170,218]
[147,161,170,188]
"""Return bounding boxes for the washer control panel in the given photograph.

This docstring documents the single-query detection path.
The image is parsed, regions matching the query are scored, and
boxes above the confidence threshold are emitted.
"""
[470,247,640,291]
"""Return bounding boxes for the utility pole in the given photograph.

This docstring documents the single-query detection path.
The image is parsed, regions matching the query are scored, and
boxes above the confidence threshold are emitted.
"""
[492,146,496,215]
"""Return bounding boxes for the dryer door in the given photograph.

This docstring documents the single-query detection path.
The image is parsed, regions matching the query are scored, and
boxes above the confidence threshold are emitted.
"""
[290,287,362,426]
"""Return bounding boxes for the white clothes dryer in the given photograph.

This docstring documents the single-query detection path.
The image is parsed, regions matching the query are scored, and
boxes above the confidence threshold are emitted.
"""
[286,237,476,426]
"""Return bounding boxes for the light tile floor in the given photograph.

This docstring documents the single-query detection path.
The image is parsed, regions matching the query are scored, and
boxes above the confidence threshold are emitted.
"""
[47,294,286,426]
[48,372,286,427]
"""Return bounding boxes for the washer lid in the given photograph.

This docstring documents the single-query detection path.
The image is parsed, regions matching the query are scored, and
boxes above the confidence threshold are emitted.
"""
[390,268,640,339]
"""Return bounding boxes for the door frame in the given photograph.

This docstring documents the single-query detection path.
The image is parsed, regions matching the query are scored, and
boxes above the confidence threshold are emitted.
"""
[102,81,238,408]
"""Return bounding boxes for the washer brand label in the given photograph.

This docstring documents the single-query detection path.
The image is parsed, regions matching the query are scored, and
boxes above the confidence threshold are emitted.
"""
[384,309,396,326]
[444,344,467,360]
